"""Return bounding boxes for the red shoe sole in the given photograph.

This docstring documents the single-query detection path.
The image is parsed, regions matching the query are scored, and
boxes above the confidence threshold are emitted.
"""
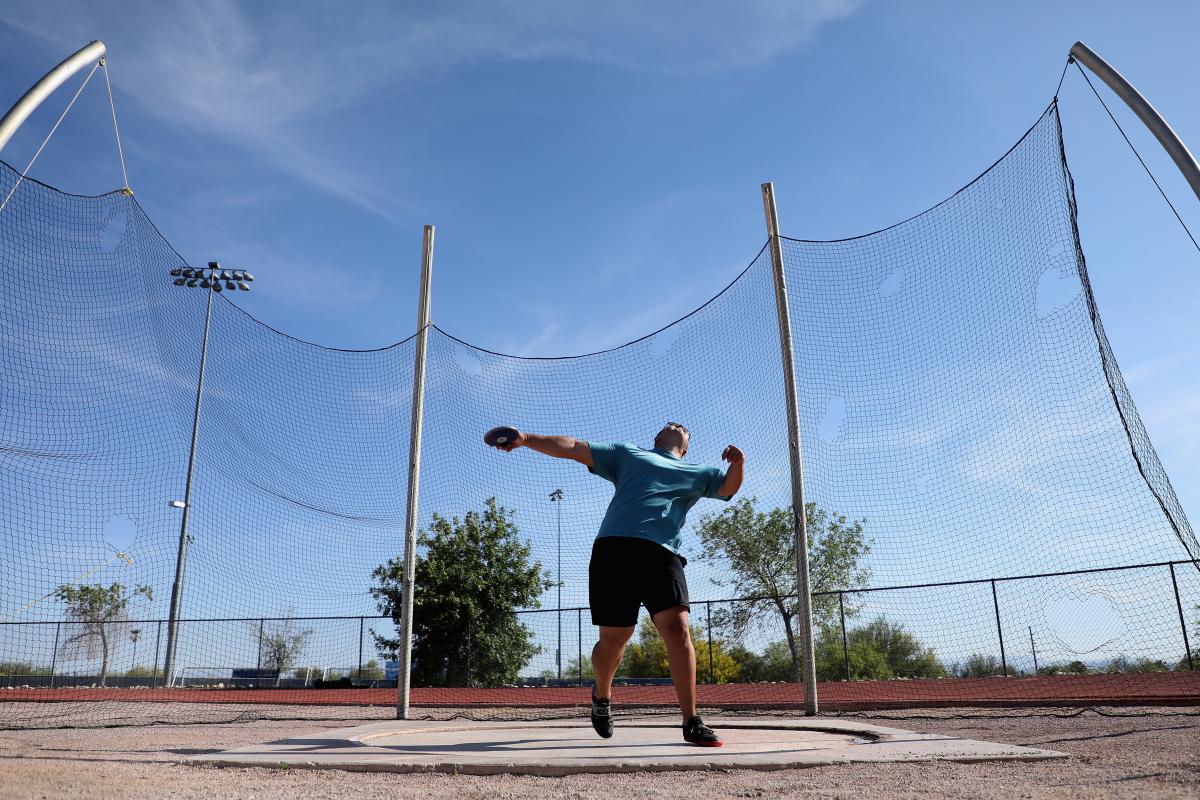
[686,740,724,747]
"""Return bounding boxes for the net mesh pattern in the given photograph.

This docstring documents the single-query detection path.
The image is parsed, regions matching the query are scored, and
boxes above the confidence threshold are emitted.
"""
[0,103,1196,729]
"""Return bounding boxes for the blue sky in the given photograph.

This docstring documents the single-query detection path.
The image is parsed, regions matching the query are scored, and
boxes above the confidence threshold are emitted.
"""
[0,1,1194,519]
[1,2,1198,677]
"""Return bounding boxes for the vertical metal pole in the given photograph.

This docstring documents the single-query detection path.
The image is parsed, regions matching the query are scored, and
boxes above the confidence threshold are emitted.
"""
[991,580,1008,677]
[152,620,161,684]
[466,617,472,688]
[358,616,365,681]
[398,225,434,719]
[253,623,262,686]
[577,608,583,686]
[839,592,851,681]
[1169,564,1194,671]
[761,182,818,715]
[1029,626,1039,674]
[556,491,562,680]
[99,620,107,686]
[49,621,61,689]
[163,281,215,684]
[706,601,714,684]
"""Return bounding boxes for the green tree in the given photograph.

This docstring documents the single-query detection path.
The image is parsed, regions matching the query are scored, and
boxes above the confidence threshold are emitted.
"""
[816,618,946,681]
[55,582,153,687]
[256,617,313,687]
[617,617,742,683]
[350,659,386,681]
[727,641,794,683]
[956,654,1004,677]
[1104,654,1169,674]
[698,497,870,682]
[123,666,158,679]
[371,498,551,688]
[565,655,595,681]
[0,662,52,677]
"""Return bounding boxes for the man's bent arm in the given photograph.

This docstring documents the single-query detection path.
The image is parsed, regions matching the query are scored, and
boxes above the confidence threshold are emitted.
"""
[718,444,745,497]
[718,461,743,497]
[514,432,594,467]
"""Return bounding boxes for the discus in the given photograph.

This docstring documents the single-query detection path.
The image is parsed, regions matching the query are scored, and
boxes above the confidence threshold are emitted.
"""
[484,426,520,449]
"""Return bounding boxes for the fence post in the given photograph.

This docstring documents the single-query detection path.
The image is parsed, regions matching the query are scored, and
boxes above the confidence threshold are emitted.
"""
[153,620,162,685]
[255,619,264,686]
[358,616,365,681]
[839,592,851,681]
[49,621,61,689]
[705,601,714,684]
[991,580,1008,677]
[577,608,583,686]
[1170,564,1194,671]
[1029,626,1039,673]
[466,617,472,688]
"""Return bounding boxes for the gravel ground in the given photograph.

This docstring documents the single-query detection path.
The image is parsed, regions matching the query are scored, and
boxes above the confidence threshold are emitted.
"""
[0,707,1197,799]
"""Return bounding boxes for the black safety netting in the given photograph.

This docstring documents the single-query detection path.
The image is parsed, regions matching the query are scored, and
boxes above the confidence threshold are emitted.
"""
[0,102,1196,729]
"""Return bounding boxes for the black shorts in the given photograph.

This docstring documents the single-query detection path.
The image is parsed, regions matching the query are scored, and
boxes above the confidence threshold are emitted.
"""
[589,536,689,627]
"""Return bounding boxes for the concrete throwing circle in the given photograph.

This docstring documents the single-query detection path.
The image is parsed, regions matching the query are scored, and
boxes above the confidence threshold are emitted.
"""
[187,717,1067,775]
[358,720,862,773]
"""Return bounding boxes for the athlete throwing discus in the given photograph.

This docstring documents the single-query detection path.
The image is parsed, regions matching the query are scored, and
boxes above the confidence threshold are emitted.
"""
[488,422,744,746]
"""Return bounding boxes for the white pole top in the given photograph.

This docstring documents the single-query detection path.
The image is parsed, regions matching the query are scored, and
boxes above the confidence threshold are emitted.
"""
[0,40,106,155]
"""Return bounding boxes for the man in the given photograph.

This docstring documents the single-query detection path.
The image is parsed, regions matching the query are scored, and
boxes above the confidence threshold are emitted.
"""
[495,422,744,747]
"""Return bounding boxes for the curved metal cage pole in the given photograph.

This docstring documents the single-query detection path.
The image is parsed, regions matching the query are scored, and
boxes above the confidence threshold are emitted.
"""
[1070,41,1200,203]
[0,40,106,155]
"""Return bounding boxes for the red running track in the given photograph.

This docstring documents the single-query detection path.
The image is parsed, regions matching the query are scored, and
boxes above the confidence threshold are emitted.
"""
[2,673,1198,710]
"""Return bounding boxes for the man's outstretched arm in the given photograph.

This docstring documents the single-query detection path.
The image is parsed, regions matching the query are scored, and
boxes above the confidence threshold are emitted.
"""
[718,445,745,497]
[499,431,594,467]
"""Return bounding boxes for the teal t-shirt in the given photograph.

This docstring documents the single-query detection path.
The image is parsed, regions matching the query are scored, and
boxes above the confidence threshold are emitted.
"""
[587,441,731,555]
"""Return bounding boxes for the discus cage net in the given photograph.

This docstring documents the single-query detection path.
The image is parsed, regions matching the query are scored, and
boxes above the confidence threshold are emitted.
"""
[0,100,1197,730]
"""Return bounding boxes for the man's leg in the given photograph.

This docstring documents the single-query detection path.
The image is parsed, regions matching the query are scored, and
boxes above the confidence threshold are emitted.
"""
[592,625,634,700]
[651,605,696,720]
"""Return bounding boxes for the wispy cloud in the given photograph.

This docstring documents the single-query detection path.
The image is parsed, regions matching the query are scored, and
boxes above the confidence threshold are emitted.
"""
[1,0,861,220]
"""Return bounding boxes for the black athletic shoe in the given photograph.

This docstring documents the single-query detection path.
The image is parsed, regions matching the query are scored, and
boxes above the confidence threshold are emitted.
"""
[590,693,613,739]
[683,715,722,747]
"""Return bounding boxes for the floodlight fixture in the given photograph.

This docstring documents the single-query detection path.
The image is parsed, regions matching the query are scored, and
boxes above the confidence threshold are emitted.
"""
[170,261,255,297]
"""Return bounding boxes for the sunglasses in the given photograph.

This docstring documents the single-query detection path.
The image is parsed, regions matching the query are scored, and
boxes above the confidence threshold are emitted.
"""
[664,422,690,436]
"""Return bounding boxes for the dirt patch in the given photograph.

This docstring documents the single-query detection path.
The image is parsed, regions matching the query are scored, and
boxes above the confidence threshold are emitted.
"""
[0,707,1197,799]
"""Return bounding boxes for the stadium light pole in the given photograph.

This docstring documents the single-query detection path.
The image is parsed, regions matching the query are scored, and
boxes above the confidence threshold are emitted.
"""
[161,262,254,687]
[550,488,564,680]
[761,183,819,715]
